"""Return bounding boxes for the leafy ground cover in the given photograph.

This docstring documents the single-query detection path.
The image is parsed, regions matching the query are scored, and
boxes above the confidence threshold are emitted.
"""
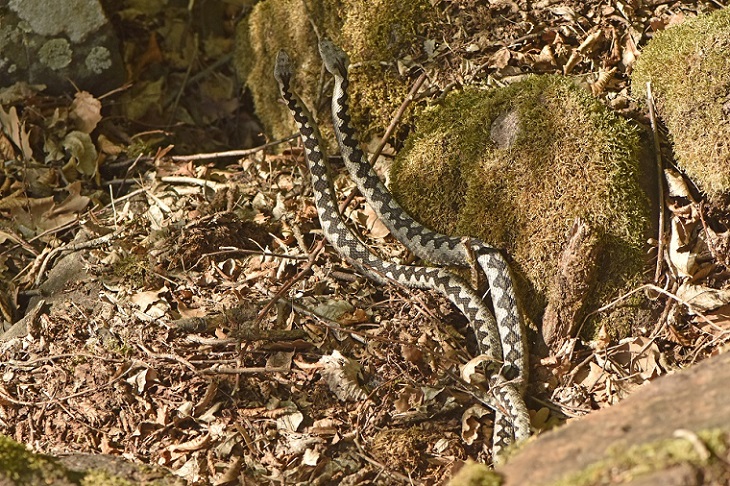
[0,1,728,484]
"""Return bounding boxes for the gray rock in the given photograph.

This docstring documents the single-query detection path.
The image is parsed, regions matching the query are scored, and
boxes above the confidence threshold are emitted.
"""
[0,0,124,95]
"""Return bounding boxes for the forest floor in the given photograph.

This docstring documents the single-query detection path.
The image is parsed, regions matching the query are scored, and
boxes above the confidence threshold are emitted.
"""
[0,1,728,485]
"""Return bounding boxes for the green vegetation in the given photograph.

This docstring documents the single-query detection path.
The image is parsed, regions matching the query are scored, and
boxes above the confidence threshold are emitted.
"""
[0,434,180,485]
[235,0,434,140]
[553,429,728,486]
[446,460,503,486]
[632,8,730,197]
[0,435,79,485]
[391,76,650,333]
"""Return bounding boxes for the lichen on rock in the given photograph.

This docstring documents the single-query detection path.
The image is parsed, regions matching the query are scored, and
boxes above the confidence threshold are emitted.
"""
[631,8,730,198]
[0,0,124,94]
[8,0,107,43]
[39,39,74,71]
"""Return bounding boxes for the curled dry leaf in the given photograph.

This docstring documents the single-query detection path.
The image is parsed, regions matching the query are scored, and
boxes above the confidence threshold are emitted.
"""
[394,385,423,413]
[313,299,354,321]
[677,281,730,313]
[126,367,159,394]
[62,130,98,177]
[46,181,90,218]
[276,411,304,432]
[317,350,367,402]
[361,203,391,239]
[613,337,662,381]
[461,404,489,446]
[590,68,617,95]
[665,168,694,200]
[130,287,170,319]
[667,217,698,278]
[69,91,102,133]
[461,354,494,384]
[302,448,320,466]
[169,433,212,453]
[0,105,32,160]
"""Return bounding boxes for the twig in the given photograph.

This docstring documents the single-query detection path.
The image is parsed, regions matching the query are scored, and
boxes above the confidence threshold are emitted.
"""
[169,134,298,162]
[200,366,290,375]
[136,342,200,373]
[192,248,308,270]
[369,71,428,164]
[34,228,124,287]
[647,82,666,284]
[254,238,327,325]
[159,176,228,190]
[5,353,125,368]
[579,283,717,333]
[167,34,198,126]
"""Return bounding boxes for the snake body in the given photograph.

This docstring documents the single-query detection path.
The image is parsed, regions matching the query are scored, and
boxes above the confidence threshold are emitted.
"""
[317,41,527,388]
[274,49,528,458]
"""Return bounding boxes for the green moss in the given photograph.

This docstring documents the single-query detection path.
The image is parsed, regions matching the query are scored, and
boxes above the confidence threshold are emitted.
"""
[631,8,730,197]
[339,0,431,61]
[0,435,81,484]
[0,435,179,485]
[236,0,325,140]
[81,470,135,486]
[446,461,503,486]
[551,429,728,486]
[337,0,434,133]
[235,0,434,140]
[111,253,152,289]
[392,76,650,334]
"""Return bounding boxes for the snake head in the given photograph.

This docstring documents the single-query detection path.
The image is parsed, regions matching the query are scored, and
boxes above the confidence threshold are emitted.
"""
[274,50,292,85]
[318,39,349,77]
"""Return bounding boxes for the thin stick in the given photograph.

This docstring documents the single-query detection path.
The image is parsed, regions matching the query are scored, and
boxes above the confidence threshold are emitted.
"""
[579,283,717,332]
[369,71,428,165]
[647,82,666,284]
[254,238,327,325]
[170,134,299,161]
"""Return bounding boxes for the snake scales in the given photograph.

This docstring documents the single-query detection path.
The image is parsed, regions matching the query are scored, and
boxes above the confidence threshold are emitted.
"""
[274,45,529,458]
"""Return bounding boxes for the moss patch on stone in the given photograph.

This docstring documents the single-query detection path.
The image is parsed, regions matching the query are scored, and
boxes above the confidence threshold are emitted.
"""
[446,460,503,486]
[0,434,180,485]
[631,8,730,198]
[551,429,728,486]
[391,75,650,333]
[0,435,77,485]
[235,0,326,140]
[235,0,434,141]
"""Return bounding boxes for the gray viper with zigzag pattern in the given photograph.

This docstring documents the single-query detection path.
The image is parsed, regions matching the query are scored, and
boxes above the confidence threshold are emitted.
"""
[274,49,529,459]
[318,40,529,449]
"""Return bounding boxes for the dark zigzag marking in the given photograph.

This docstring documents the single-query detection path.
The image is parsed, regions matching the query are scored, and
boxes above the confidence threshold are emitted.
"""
[320,42,530,452]
[335,77,462,256]
[277,51,524,452]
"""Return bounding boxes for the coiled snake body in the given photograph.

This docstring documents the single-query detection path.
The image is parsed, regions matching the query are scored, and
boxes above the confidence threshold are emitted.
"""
[274,46,529,458]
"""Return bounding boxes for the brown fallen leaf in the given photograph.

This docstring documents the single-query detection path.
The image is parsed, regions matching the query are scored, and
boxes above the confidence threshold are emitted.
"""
[69,91,102,133]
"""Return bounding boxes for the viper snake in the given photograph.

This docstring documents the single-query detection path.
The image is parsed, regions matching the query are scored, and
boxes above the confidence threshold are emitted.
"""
[274,44,529,459]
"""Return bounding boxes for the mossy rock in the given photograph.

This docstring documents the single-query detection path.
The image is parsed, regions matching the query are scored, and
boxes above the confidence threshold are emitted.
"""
[235,0,435,141]
[391,75,651,336]
[0,434,181,485]
[446,461,503,486]
[631,8,730,198]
